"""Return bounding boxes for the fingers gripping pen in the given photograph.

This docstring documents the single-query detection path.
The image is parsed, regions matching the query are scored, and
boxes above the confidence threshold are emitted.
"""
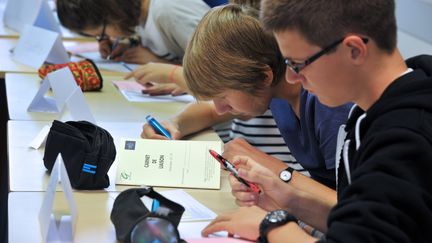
[146,115,172,139]
[209,150,261,193]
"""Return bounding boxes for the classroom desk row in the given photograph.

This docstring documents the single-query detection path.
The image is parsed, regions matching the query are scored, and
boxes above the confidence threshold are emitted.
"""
[7,120,221,192]
[2,51,237,241]
[9,190,237,242]
[5,73,186,122]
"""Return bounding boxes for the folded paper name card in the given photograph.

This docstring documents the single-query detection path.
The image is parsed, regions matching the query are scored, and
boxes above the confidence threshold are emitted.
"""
[38,154,77,242]
[27,67,96,123]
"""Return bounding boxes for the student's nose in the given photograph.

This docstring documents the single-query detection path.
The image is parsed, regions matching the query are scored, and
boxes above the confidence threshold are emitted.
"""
[285,68,304,84]
[213,99,232,114]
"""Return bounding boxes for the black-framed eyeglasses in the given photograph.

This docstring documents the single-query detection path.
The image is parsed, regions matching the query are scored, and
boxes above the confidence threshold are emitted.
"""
[284,37,369,74]
[78,22,109,42]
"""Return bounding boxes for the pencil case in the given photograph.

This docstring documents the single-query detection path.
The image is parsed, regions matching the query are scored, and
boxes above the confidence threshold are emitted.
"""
[38,59,103,91]
[43,120,116,190]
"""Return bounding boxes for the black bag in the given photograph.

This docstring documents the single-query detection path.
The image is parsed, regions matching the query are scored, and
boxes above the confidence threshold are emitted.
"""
[43,120,116,189]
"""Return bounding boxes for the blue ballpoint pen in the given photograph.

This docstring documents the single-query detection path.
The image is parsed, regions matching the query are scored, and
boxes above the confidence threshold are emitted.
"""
[146,115,172,139]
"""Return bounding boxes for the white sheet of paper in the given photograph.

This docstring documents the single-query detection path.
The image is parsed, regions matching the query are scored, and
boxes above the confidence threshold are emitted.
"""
[27,67,95,124]
[76,51,140,73]
[141,190,217,222]
[33,0,61,34]
[38,155,77,242]
[65,88,96,123]
[120,90,195,103]
[3,0,42,32]
[162,190,217,221]
[46,35,70,64]
[12,25,69,68]
[29,124,51,149]
[179,221,228,239]
[27,78,60,113]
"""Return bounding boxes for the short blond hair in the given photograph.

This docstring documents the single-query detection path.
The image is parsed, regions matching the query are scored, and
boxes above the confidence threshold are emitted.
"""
[183,4,285,100]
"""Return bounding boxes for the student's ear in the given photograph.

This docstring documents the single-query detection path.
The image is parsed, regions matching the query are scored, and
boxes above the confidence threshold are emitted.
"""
[344,35,368,64]
[263,66,274,87]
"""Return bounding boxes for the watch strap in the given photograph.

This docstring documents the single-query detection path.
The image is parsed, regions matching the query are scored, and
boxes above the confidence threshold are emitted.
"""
[258,210,298,243]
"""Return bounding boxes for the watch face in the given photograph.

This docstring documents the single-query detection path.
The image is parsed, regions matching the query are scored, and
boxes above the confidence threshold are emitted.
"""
[280,170,292,182]
[268,210,288,223]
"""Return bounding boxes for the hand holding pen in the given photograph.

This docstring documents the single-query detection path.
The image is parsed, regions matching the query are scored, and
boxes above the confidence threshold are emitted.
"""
[209,150,261,193]
[145,115,174,140]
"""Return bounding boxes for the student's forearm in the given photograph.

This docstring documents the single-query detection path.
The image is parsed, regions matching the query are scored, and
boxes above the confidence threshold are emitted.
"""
[285,184,335,232]
[267,222,317,243]
[171,102,235,137]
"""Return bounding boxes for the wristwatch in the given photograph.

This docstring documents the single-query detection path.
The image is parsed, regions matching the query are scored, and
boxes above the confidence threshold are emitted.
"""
[279,167,295,183]
[257,209,298,243]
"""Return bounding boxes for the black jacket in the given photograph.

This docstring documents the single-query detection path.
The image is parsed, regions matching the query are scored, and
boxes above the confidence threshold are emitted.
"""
[322,55,432,243]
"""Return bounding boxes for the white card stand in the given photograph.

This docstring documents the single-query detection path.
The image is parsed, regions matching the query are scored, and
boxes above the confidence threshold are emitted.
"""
[38,154,77,243]
[3,0,61,34]
[12,25,69,68]
[27,67,96,124]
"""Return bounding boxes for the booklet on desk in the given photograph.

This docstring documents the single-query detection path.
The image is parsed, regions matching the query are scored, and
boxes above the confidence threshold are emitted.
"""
[116,138,223,189]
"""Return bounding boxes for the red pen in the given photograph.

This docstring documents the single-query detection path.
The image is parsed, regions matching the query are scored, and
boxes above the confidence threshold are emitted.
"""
[209,149,261,193]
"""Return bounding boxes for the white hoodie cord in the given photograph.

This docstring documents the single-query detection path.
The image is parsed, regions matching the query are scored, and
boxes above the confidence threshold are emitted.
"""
[343,139,352,185]
[355,113,367,150]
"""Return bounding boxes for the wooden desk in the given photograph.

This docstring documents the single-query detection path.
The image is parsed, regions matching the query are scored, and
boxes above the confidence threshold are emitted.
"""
[8,120,223,192]
[9,190,237,242]
[5,73,187,122]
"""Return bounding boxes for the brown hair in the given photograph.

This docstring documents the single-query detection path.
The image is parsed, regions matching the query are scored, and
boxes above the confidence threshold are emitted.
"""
[229,0,261,10]
[261,0,397,53]
[183,4,285,99]
[56,0,141,35]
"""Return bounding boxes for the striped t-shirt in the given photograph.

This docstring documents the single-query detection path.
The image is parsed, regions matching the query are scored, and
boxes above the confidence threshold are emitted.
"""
[214,109,310,176]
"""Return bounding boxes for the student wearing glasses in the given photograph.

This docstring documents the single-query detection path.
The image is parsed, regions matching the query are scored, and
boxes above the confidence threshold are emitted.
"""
[142,4,352,194]
[56,0,209,64]
[202,0,432,242]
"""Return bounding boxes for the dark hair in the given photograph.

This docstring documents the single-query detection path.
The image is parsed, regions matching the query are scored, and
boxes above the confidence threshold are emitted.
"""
[57,0,141,35]
[261,0,397,53]
[229,0,261,10]
[183,4,286,99]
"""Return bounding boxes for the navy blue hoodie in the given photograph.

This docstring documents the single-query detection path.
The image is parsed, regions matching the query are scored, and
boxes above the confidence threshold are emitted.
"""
[320,55,432,243]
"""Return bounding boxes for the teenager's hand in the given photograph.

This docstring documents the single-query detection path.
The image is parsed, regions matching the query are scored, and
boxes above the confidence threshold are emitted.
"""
[98,38,113,59]
[141,83,186,96]
[201,206,266,240]
[141,120,182,140]
[125,63,187,96]
[125,63,177,84]
[116,46,161,64]
[231,156,298,211]
[223,138,287,174]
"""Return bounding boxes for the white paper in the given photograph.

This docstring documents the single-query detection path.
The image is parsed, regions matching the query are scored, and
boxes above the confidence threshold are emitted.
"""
[33,0,62,34]
[27,68,96,123]
[179,221,228,239]
[12,25,69,68]
[141,190,217,222]
[29,124,51,149]
[27,78,61,113]
[38,155,77,242]
[76,51,140,73]
[120,90,195,103]
[161,190,217,221]
[65,89,96,123]
[3,0,42,32]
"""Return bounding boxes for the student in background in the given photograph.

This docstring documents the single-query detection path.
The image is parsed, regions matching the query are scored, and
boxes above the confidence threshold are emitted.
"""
[202,0,432,242]
[141,5,352,192]
[56,0,209,64]
[126,1,303,175]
